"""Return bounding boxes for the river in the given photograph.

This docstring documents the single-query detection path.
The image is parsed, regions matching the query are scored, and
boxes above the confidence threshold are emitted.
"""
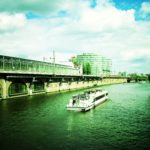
[0,83,150,150]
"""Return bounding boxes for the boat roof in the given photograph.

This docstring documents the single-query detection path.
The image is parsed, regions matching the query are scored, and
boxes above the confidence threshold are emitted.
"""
[84,89,103,94]
[72,89,108,99]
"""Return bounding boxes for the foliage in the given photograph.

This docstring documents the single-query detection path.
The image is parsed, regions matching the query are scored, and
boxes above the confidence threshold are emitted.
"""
[128,73,148,82]
[83,62,91,75]
[71,56,80,66]
[147,74,150,82]
[71,56,91,75]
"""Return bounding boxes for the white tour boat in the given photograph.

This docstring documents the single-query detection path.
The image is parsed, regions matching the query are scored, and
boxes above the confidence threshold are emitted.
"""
[67,89,108,112]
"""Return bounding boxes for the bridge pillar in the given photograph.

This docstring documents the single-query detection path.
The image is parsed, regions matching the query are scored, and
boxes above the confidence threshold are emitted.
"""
[44,82,50,93]
[0,79,7,99]
[26,83,33,95]
[0,79,12,99]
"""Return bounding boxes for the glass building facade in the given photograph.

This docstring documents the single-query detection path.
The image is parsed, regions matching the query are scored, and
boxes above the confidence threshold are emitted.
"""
[76,53,112,76]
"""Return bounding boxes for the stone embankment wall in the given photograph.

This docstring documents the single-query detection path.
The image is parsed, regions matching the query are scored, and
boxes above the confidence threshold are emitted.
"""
[0,78,127,99]
[46,78,127,93]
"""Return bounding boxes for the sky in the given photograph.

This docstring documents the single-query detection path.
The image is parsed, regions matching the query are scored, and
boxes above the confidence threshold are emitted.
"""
[0,0,150,73]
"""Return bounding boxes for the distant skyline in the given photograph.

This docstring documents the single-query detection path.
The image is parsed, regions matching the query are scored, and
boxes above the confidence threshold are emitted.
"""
[0,0,150,73]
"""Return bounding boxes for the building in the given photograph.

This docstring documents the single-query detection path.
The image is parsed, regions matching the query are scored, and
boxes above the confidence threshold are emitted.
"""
[75,53,112,76]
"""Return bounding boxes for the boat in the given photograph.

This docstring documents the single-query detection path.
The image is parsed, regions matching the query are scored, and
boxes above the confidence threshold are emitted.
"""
[66,89,108,112]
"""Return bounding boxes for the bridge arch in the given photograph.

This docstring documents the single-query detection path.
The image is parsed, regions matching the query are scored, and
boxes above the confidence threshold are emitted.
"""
[0,83,2,98]
[8,82,28,96]
[32,81,45,92]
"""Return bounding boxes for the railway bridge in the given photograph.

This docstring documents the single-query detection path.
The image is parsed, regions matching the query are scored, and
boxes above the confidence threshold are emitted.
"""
[0,55,126,99]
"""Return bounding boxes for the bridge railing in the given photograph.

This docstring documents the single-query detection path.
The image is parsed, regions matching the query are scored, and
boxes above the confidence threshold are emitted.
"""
[0,55,81,76]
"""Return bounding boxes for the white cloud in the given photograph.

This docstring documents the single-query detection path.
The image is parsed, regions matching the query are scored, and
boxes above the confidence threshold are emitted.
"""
[141,2,150,14]
[78,6,135,32]
[0,13,27,32]
[0,0,150,73]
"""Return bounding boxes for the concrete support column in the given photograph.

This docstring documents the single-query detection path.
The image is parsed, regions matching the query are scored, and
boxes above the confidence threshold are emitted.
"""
[6,81,12,98]
[0,79,12,99]
[44,82,50,93]
[0,79,7,99]
[26,83,33,95]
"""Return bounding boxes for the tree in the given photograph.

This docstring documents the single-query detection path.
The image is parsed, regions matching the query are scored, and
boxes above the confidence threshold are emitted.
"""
[147,74,150,82]
[83,62,91,75]
[83,63,87,74]
[129,73,138,82]
[70,56,80,67]
[86,63,91,75]
[129,73,148,82]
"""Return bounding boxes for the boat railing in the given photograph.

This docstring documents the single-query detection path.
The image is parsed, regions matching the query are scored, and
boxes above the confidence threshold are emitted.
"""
[84,89,103,94]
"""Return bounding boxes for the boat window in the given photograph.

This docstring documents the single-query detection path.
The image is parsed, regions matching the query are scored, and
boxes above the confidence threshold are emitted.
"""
[96,89,102,92]
[72,96,78,101]
[78,94,87,100]
[84,91,91,94]
[94,94,105,101]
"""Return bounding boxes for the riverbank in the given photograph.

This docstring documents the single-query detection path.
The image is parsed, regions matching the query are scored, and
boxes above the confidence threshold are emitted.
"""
[0,78,127,100]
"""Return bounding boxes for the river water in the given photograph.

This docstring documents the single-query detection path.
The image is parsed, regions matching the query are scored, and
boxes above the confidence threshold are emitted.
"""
[0,83,150,150]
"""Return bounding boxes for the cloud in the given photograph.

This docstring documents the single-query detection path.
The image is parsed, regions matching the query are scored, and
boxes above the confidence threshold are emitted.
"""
[0,0,150,73]
[0,0,58,14]
[78,6,135,32]
[138,2,150,20]
[0,13,27,32]
[0,0,82,15]
[141,2,150,14]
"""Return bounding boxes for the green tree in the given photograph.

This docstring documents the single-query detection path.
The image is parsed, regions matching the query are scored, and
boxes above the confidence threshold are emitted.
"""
[83,63,87,74]
[70,56,80,67]
[129,73,138,82]
[83,62,91,75]
[147,74,150,82]
[129,73,148,82]
[86,63,91,75]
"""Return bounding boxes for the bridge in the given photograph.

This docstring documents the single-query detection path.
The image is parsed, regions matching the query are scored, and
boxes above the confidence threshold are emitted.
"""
[0,55,110,99]
[0,55,127,99]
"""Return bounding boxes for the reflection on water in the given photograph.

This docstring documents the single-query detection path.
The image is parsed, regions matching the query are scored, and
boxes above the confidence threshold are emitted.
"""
[0,83,150,150]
